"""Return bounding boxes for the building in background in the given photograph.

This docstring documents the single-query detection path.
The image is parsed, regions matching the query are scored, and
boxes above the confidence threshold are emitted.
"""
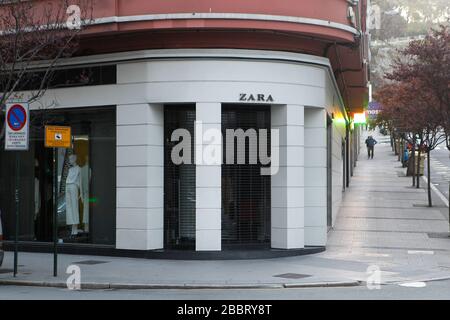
[0,0,369,257]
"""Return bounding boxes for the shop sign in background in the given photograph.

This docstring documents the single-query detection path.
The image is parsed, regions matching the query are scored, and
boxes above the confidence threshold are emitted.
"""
[367,101,383,121]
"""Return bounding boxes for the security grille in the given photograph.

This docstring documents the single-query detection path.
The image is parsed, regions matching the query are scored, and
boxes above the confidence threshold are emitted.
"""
[221,104,271,247]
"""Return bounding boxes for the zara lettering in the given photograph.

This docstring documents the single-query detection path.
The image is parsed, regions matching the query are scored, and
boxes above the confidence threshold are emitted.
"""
[239,93,274,102]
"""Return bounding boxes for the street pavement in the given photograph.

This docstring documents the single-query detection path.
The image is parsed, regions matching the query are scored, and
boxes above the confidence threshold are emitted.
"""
[0,128,450,298]
[2,279,450,300]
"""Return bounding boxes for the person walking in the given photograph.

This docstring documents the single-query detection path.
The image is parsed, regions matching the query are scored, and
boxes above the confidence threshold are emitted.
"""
[365,135,378,159]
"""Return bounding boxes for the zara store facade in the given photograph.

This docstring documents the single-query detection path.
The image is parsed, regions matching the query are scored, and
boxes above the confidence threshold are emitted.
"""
[3,48,350,254]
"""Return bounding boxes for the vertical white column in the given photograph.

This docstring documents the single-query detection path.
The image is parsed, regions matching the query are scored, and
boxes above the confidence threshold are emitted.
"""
[304,108,327,246]
[116,103,164,250]
[195,103,222,251]
[271,105,305,249]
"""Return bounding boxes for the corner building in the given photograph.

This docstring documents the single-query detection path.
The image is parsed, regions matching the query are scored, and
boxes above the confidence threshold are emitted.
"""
[0,0,369,257]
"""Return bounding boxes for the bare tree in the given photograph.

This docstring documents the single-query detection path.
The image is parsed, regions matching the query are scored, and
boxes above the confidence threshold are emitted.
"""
[0,0,93,142]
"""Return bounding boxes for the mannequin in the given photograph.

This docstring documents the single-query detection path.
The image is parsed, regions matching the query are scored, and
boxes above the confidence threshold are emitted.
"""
[65,154,83,235]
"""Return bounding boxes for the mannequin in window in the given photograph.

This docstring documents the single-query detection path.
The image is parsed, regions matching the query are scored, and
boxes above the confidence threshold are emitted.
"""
[65,154,83,235]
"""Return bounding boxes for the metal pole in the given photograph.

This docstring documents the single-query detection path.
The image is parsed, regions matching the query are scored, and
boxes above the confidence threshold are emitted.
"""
[53,148,58,277]
[13,152,19,277]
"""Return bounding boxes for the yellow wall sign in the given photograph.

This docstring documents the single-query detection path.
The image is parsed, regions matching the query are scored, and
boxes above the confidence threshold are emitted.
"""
[45,126,72,148]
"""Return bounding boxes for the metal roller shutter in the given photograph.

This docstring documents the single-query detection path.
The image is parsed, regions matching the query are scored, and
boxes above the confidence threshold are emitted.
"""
[222,104,271,248]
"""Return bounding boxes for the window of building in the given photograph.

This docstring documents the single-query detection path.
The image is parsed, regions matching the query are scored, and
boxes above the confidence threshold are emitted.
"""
[6,65,117,92]
[221,104,271,248]
[0,106,116,245]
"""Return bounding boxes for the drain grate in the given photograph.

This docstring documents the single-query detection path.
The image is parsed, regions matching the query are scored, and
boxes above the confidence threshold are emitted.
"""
[273,273,311,279]
[0,269,13,274]
[73,260,109,265]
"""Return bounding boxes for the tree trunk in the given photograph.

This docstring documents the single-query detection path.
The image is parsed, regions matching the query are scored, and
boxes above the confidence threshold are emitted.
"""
[410,144,416,186]
[416,148,421,188]
[427,149,432,207]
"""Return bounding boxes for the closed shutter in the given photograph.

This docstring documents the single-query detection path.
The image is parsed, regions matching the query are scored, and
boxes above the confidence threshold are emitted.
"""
[222,105,271,247]
[164,105,196,249]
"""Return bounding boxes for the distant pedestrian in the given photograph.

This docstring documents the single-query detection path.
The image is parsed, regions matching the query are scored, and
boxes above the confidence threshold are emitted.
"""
[365,135,377,159]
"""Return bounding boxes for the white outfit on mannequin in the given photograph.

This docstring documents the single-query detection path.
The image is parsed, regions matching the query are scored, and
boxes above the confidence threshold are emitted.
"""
[65,155,83,235]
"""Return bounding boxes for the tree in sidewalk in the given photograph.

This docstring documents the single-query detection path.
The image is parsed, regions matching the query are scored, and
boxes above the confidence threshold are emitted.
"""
[387,25,449,207]
[375,78,445,207]
[387,25,449,142]
[377,25,449,207]
[376,82,419,183]
[413,83,446,207]
[373,84,403,153]
[0,0,93,143]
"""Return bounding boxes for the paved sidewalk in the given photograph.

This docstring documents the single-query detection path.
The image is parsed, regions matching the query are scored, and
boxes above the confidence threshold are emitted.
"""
[1,129,450,290]
[326,129,450,284]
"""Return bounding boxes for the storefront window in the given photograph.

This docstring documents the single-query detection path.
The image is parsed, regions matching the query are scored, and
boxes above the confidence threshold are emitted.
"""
[0,106,116,245]
[221,105,271,247]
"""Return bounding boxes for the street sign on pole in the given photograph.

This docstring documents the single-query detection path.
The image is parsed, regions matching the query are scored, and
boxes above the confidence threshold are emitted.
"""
[45,126,72,149]
[45,125,72,277]
[4,102,29,278]
[5,103,29,151]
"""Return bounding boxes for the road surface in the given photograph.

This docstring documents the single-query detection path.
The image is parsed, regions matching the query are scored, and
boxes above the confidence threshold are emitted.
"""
[1,280,450,300]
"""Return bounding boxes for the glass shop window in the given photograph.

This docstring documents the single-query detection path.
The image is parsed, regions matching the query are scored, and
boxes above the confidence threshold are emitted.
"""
[0,106,116,245]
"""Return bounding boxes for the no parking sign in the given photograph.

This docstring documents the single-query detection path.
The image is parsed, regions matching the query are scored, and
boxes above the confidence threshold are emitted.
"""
[5,103,29,151]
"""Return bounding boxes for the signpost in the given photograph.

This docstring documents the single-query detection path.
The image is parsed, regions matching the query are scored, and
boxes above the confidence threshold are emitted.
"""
[4,102,29,277]
[45,125,72,277]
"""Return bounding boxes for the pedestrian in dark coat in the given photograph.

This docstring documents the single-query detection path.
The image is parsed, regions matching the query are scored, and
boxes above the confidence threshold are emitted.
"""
[365,136,377,159]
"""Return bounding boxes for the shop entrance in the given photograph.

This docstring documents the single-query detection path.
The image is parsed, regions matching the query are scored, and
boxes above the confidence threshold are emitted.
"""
[221,104,271,248]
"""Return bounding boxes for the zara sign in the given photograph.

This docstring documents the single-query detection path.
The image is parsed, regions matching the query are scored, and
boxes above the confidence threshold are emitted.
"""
[239,93,274,103]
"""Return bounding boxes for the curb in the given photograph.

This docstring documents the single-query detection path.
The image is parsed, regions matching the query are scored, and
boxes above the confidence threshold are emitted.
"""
[0,279,362,290]
[381,275,450,285]
[283,281,361,288]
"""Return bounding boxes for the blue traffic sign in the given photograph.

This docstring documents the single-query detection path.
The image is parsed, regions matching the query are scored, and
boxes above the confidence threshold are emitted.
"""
[7,104,27,131]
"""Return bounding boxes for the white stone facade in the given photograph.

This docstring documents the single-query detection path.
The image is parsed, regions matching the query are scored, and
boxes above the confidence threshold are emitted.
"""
[30,49,349,251]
